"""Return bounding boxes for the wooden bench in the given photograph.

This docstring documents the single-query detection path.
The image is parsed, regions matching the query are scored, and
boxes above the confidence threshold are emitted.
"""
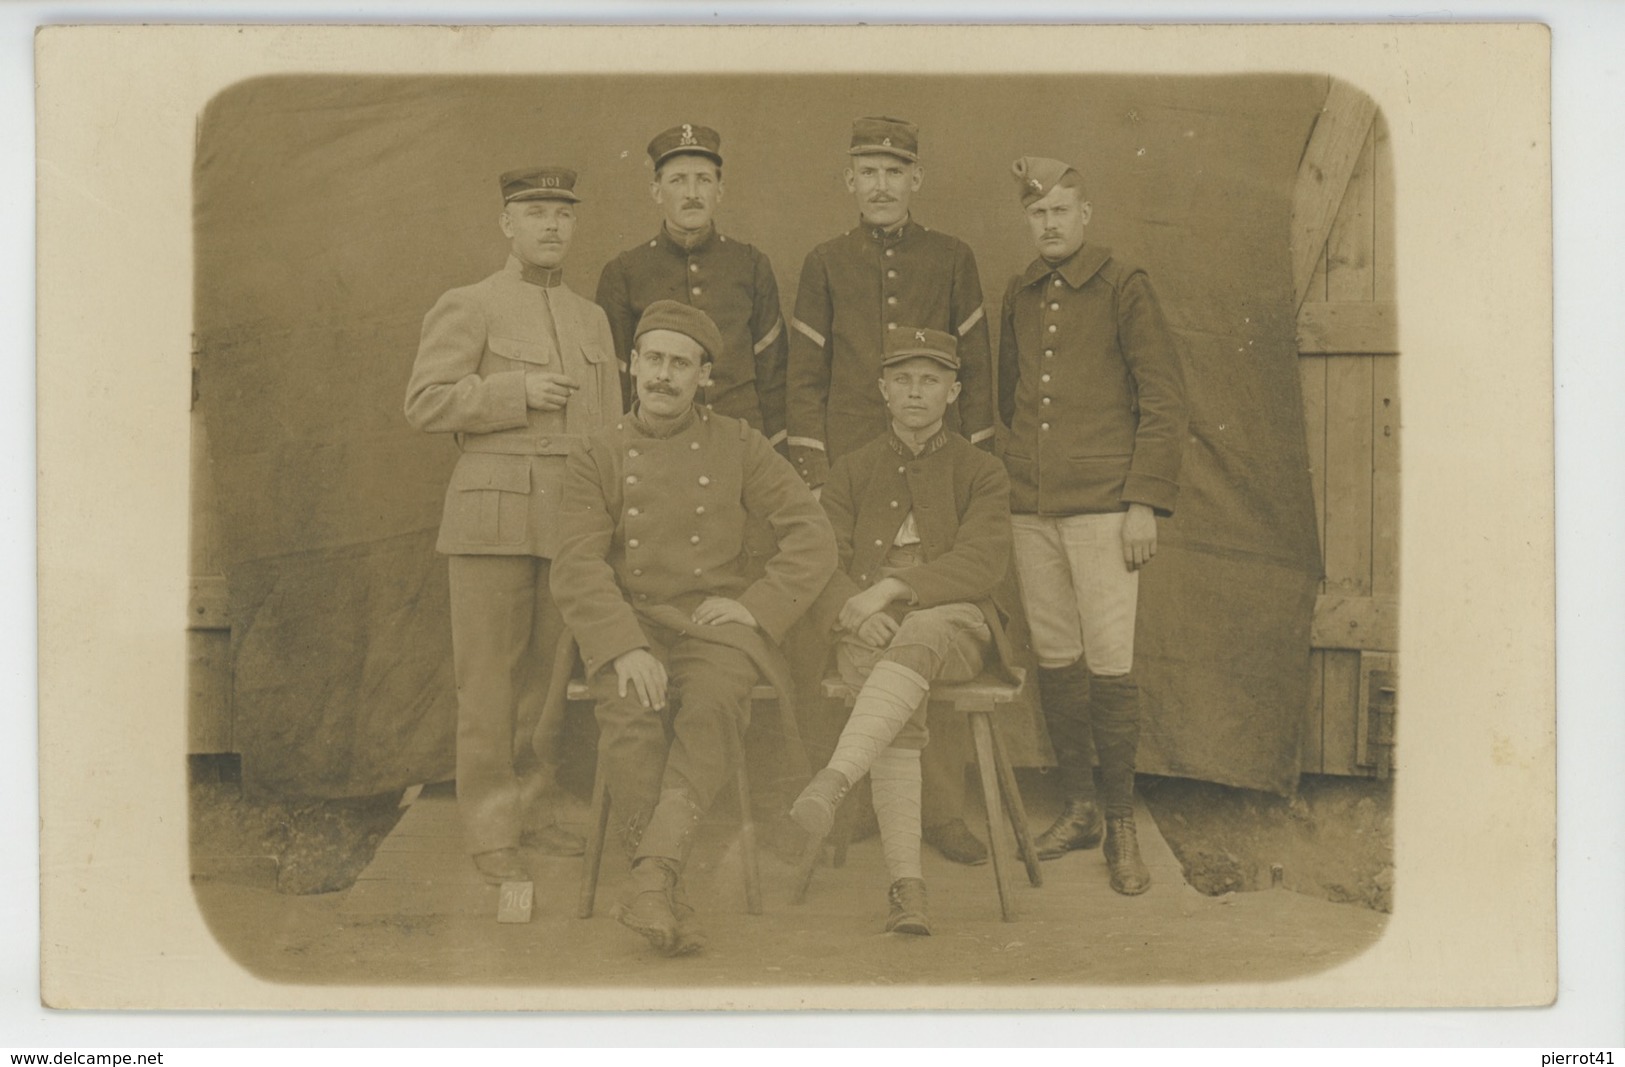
[797,673,1044,921]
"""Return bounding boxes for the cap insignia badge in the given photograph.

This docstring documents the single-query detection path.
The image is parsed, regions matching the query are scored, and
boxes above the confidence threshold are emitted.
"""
[1029,178,1043,191]
[680,123,697,145]
[914,330,927,342]
[882,137,893,147]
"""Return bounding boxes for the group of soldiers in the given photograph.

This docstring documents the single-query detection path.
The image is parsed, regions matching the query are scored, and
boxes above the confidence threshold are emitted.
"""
[404,115,1188,957]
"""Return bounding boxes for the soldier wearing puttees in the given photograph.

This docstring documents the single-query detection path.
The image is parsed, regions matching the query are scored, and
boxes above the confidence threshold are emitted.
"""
[784,326,1019,936]
[785,115,996,867]
[551,300,836,956]
[596,124,790,445]
[404,166,622,886]
[999,156,1188,896]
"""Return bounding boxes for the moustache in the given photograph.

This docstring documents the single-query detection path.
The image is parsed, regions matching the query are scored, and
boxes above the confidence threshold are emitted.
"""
[643,383,679,396]
[681,200,706,210]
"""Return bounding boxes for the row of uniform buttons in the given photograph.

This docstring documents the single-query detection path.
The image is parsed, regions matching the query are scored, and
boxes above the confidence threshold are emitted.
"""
[1039,274,1065,431]
[624,437,715,582]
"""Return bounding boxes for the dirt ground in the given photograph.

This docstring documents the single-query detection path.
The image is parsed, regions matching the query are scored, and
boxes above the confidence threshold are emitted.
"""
[1141,773,1394,912]
[189,768,1390,993]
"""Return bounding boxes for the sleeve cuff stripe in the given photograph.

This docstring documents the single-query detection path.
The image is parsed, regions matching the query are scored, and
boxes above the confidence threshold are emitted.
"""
[753,318,784,355]
[787,436,826,452]
[792,318,826,347]
[956,306,986,337]
[969,427,996,444]
[767,429,788,446]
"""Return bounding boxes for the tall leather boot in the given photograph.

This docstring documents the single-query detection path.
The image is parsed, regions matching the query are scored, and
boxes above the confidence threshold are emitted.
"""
[1091,672,1150,895]
[1033,662,1104,859]
[618,788,706,955]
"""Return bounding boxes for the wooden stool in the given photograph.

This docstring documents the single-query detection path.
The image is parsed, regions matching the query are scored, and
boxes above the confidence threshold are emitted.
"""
[799,673,1044,921]
[538,632,805,921]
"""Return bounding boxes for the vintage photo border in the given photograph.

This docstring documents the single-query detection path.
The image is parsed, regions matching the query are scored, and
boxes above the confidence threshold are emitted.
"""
[22,13,1602,1034]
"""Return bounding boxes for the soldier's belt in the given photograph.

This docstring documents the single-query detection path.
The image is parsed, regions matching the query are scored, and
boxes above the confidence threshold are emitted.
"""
[458,432,588,457]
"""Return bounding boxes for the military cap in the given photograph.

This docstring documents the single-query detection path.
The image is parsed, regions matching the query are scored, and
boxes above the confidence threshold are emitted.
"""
[648,123,723,169]
[634,299,725,364]
[501,166,582,203]
[1011,156,1082,207]
[849,115,920,162]
[880,325,959,372]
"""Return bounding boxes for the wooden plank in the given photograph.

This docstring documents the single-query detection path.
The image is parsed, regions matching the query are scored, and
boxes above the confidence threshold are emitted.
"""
[1322,357,1375,596]
[1310,594,1399,651]
[187,575,230,630]
[1291,80,1379,310]
[1373,110,1396,303]
[1301,650,1325,773]
[1300,355,1328,564]
[187,628,232,753]
[1325,122,1376,303]
[1371,356,1401,598]
[1356,651,1399,772]
[1296,302,1399,354]
[1320,649,1364,775]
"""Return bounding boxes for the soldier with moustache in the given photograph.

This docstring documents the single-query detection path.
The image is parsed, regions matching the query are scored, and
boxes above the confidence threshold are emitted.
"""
[999,157,1188,895]
[405,166,622,885]
[596,123,790,446]
[551,300,835,957]
[784,115,997,866]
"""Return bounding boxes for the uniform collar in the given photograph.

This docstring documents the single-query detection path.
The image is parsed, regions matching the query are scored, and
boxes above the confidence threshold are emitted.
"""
[658,223,717,254]
[508,254,565,288]
[861,215,915,244]
[629,402,701,439]
[887,424,950,460]
[1019,243,1112,290]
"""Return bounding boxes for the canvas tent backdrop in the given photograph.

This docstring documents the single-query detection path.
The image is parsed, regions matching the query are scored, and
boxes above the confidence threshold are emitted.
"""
[192,73,1325,800]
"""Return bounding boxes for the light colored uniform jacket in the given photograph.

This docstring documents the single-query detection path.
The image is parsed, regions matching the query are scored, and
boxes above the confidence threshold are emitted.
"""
[405,255,623,558]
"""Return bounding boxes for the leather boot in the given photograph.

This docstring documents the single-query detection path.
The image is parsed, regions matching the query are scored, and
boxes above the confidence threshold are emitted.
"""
[885,877,931,936]
[1033,796,1104,859]
[1034,662,1100,858]
[615,858,683,953]
[622,788,706,956]
[1103,812,1151,895]
[790,767,853,842]
[1089,671,1143,822]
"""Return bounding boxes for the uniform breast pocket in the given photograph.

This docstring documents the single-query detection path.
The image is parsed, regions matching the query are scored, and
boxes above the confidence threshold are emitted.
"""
[579,341,609,365]
[449,453,532,546]
[488,335,553,367]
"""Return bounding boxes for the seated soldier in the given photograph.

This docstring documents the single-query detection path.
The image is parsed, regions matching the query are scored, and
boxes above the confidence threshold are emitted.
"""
[784,326,1017,936]
[551,300,836,957]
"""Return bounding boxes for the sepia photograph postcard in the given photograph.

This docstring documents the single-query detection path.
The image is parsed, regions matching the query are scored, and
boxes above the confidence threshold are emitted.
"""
[34,22,1558,1014]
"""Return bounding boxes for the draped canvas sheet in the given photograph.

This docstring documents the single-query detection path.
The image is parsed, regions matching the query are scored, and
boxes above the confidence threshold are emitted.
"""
[194,73,1325,798]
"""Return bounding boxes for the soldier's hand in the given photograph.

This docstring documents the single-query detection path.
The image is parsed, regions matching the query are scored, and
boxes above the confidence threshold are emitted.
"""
[856,612,901,648]
[613,648,668,709]
[1121,503,1158,571]
[524,371,580,412]
[838,579,907,632]
[691,597,758,629]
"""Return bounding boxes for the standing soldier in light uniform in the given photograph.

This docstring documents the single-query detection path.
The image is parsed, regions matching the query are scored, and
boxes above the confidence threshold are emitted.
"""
[596,123,789,447]
[785,115,998,867]
[999,157,1188,895]
[405,166,622,887]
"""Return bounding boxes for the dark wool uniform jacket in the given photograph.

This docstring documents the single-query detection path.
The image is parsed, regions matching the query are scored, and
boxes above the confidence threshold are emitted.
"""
[998,244,1188,517]
[595,227,789,443]
[405,256,623,558]
[550,406,837,681]
[802,427,1022,685]
[786,219,995,486]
